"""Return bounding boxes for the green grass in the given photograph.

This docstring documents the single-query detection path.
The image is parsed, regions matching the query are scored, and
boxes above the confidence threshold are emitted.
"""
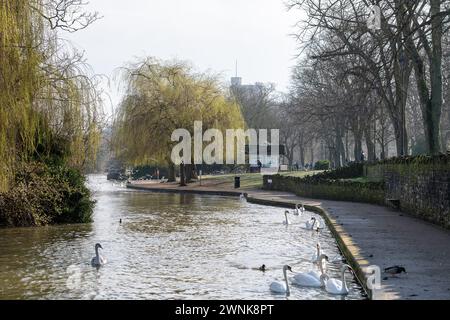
[200,170,322,190]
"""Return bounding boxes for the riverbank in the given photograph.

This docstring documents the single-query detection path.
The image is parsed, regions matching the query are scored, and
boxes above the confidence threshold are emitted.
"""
[0,162,94,227]
[128,179,450,300]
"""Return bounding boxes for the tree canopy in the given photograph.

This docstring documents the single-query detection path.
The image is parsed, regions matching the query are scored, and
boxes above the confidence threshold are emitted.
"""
[113,58,245,176]
[0,0,103,191]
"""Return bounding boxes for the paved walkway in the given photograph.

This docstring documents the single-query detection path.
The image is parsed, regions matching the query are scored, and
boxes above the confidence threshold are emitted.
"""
[128,181,450,300]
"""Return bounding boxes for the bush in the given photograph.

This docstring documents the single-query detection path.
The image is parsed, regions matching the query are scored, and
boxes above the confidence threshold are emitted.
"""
[314,160,330,170]
[0,162,94,227]
[305,162,364,181]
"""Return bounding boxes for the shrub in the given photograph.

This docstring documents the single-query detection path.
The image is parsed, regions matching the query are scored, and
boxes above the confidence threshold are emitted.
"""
[314,160,330,170]
[0,162,94,227]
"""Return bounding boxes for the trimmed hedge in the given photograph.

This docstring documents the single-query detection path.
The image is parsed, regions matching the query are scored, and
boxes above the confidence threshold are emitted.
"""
[263,174,385,205]
[306,162,364,181]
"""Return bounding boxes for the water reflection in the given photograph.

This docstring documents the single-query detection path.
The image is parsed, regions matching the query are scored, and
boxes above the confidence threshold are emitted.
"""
[0,175,365,300]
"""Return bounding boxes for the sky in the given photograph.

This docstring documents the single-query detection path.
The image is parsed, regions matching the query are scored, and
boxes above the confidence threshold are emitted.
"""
[64,0,302,114]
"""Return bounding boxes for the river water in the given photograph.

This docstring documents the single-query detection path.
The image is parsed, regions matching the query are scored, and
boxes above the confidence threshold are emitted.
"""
[0,175,365,300]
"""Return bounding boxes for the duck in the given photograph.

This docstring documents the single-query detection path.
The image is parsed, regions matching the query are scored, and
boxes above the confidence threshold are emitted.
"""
[91,243,107,267]
[324,264,353,295]
[384,266,406,275]
[270,265,292,295]
[283,210,291,225]
[259,264,267,272]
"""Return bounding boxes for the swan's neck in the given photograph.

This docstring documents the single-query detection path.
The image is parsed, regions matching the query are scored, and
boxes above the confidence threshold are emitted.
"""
[341,268,348,293]
[316,246,321,258]
[318,257,325,274]
[95,247,100,258]
[283,269,290,295]
[285,213,289,224]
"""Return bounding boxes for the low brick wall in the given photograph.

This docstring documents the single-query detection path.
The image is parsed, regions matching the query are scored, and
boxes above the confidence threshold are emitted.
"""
[263,175,385,205]
[364,155,450,229]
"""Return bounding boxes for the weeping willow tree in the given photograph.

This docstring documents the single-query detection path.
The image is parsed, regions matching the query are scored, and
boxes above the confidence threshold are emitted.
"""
[0,0,102,192]
[113,57,245,181]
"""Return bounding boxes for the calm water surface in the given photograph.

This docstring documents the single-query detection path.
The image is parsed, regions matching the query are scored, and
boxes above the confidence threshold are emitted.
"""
[0,175,365,300]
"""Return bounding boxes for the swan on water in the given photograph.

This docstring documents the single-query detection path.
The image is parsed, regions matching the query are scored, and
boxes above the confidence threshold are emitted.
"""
[270,265,292,295]
[324,264,353,295]
[315,217,324,230]
[91,243,107,267]
[307,254,329,280]
[283,210,291,225]
[293,254,329,287]
[294,204,305,216]
[305,217,317,230]
[311,243,324,266]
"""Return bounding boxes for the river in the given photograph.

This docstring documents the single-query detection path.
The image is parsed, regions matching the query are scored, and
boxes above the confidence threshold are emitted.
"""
[0,174,365,300]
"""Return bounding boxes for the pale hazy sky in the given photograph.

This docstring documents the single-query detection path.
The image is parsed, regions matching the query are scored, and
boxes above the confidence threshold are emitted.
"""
[64,0,301,113]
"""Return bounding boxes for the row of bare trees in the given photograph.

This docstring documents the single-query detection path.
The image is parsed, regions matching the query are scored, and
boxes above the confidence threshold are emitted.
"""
[275,0,450,168]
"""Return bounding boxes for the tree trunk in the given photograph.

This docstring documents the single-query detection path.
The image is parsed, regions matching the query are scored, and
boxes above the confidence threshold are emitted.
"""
[299,146,305,167]
[184,164,197,183]
[353,132,363,162]
[168,162,176,182]
[404,0,443,154]
[179,162,186,186]
[364,126,376,162]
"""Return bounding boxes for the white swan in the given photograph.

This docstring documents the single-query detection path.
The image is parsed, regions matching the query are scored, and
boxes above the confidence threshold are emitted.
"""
[293,254,328,287]
[311,243,325,265]
[308,253,329,280]
[324,264,353,295]
[294,204,305,216]
[91,243,107,267]
[315,217,324,230]
[270,265,292,295]
[283,210,291,225]
[305,217,317,230]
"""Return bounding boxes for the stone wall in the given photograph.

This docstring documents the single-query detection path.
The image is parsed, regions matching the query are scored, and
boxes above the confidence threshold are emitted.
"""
[364,156,450,229]
[263,154,450,229]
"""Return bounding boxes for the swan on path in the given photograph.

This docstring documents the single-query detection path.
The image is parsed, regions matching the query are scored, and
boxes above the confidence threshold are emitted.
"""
[91,243,107,267]
[283,210,291,225]
[324,264,353,295]
[270,265,292,295]
[293,254,329,287]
